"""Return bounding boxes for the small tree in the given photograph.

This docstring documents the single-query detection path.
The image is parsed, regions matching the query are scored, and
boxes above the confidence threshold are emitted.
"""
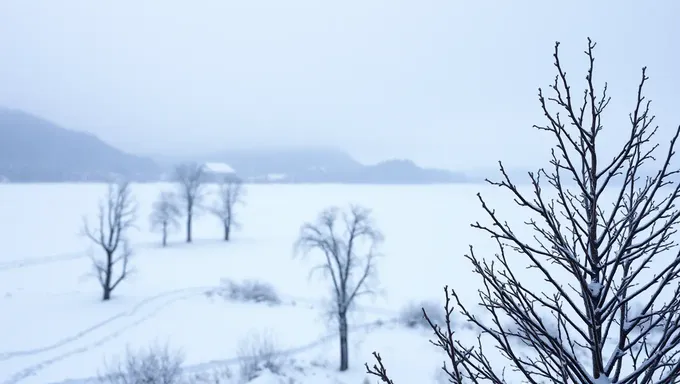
[150,191,181,247]
[82,180,136,301]
[295,204,383,371]
[173,162,205,243]
[210,178,245,241]
[367,39,680,384]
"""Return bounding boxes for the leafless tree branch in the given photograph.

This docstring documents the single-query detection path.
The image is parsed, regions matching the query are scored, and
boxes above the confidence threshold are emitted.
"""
[210,178,245,241]
[82,180,136,301]
[295,204,383,371]
[173,162,205,243]
[367,38,680,383]
[150,190,181,247]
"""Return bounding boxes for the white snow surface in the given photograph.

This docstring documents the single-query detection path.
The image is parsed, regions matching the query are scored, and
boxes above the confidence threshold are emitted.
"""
[0,183,649,383]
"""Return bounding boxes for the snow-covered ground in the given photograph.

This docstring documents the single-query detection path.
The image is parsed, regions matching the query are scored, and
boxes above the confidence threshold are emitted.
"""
[0,183,520,384]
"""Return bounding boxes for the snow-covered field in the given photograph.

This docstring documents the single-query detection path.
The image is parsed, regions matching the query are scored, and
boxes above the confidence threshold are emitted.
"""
[0,183,520,384]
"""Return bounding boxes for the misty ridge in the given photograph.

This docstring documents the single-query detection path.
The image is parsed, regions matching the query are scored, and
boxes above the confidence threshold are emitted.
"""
[0,107,469,184]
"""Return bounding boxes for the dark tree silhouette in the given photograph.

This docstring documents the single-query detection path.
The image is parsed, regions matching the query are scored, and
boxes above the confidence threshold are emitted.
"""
[210,178,245,241]
[173,162,205,243]
[368,39,680,383]
[82,180,136,301]
[295,205,383,372]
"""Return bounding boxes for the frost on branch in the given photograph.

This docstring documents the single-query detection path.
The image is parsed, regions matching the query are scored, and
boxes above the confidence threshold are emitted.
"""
[368,39,680,383]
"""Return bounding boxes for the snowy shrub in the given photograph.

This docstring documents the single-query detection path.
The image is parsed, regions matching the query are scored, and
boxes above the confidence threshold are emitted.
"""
[236,330,283,383]
[186,366,232,384]
[98,343,185,384]
[209,278,282,305]
[399,300,445,329]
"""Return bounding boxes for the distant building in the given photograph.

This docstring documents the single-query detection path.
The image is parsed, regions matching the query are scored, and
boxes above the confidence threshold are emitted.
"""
[203,162,239,182]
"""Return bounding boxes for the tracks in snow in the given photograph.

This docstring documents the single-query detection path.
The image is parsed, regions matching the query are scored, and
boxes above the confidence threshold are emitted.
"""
[0,286,213,384]
[1,265,400,383]
[4,289,400,384]
[47,318,398,384]
[0,253,86,272]
[0,241,166,273]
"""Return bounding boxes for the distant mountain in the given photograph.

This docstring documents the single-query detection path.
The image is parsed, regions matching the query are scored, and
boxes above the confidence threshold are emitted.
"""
[193,148,467,184]
[0,108,160,182]
[352,159,466,184]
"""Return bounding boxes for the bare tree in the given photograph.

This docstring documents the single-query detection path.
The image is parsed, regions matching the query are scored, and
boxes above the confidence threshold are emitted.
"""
[173,162,205,243]
[295,205,383,372]
[83,180,136,301]
[210,178,245,241]
[368,39,680,383]
[150,191,181,247]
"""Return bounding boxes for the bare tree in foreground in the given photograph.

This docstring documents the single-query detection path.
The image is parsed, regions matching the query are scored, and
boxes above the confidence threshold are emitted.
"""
[368,39,680,383]
[210,178,245,241]
[83,180,136,301]
[295,205,383,372]
[150,191,181,247]
[173,162,205,243]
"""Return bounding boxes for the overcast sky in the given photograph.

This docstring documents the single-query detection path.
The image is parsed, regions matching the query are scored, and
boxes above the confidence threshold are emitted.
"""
[0,1,678,169]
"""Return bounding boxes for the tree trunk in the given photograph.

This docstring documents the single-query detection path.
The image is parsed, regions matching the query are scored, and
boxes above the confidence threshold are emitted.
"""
[186,210,193,243]
[102,252,113,301]
[339,313,349,371]
[162,222,168,247]
[102,286,111,301]
[224,222,230,241]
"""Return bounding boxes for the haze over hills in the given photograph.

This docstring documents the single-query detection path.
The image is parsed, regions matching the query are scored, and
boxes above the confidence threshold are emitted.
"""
[0,108,469,183]
[160,147,469,183]
[0,107,160,182]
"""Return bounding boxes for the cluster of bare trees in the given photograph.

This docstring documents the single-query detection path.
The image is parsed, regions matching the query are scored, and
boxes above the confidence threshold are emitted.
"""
[367,39,680,383]
[82,162,245,302]
[150,162,245,246]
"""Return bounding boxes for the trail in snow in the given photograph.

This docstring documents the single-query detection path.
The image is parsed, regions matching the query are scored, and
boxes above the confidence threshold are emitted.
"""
[1,286,399,384]
[1,287,212,384]
[45,319,397,384]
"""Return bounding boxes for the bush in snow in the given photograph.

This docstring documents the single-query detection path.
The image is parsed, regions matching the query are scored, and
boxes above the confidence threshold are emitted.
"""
[98,342,184,384]
[208,278,282,305]
[398,300,445,329]
[185,366,233,384]
[236,330,283,383]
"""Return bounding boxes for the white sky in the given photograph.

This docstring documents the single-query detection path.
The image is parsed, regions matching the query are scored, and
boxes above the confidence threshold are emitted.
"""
[0,0,678,169]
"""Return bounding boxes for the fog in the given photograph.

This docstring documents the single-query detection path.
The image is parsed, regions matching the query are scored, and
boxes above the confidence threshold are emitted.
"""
[0,0,678,169]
